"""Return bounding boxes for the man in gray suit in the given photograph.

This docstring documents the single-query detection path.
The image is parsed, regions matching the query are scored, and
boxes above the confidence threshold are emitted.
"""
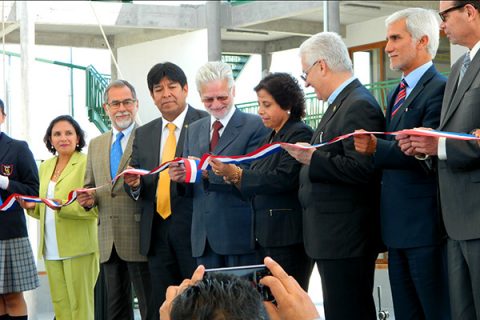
[397,1,480,318]
[77,80,152,320]
[169,61,269,268]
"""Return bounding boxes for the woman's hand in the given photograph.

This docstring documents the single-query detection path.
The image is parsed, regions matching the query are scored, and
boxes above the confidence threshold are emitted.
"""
[16,197,36,210]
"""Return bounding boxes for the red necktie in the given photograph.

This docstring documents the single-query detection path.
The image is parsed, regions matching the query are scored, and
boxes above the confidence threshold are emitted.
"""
[210,120,223,151]
[391,79,407,119]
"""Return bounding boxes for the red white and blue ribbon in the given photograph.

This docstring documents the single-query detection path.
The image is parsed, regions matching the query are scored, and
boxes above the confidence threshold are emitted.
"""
[2,128,479,212]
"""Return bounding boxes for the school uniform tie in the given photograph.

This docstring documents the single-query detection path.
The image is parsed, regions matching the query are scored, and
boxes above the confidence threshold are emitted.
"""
[391,79,407,119]
[156,123,176,219]
[110,132,124,179]
[210,120,223,151]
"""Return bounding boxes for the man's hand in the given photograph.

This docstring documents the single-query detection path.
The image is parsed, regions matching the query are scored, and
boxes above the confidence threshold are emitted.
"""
[410,135,439,156]
[282,143,315,166]
[353,130,377,155]
[168,162,186,183]
[395,134,418,156]
[124,166,141,189]
[76,189,95,209]
[159,265,206,320]
[261,257,319,320]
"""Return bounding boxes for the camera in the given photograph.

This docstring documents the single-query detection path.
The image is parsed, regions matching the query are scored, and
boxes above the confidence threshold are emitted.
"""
[205,264,275,302]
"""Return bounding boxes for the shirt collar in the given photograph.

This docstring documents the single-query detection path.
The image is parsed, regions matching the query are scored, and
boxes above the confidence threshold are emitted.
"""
[402,61,433,90]
[162,104,188,130]
[327,76,356,104]
[210,105,236,128]
[111,121,135,140]
[469,40,480,61]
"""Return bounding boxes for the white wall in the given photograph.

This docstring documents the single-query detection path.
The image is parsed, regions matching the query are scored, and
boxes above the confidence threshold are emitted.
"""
[344,15,388,48]
[118,30,209,124]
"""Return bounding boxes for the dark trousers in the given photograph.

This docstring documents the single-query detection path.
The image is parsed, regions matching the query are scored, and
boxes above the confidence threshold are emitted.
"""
[196,239,258,268]
[259,243,314,291]
[388,245,450,320]
[447,238,480,320]
[103,246,152,320]
[148,213,197,320]
[315,254,377,320]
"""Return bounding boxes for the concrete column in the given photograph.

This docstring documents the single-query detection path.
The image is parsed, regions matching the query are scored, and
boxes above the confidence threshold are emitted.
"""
[261,52,272,78]
[323,0,340,34]
[110,47,118,81]
[17,1,34,142]
[206,1,221,61]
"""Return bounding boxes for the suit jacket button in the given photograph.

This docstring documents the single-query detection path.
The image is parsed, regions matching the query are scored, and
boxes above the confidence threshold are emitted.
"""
[111,193,116,198]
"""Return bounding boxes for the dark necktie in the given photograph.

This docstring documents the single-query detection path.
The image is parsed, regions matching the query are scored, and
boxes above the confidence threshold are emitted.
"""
[210,120,223,151]
[110,132,124,179]
[391,79,407,119]
[458,52,471,85]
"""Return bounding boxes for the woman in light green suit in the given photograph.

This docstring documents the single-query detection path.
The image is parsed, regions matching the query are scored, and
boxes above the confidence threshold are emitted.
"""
[19,115,98,320]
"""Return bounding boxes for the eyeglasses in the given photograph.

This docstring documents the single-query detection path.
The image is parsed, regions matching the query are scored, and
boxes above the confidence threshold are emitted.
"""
[300,60,320,81]
[201,95,230,104]
[107,99,137,109]
[438,4,465,22]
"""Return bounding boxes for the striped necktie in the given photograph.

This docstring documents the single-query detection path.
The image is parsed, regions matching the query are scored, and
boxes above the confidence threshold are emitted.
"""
[391,79,407,119]
[458,52,471,85]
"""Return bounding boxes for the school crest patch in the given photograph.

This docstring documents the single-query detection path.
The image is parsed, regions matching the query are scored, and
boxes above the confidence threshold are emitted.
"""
[1,164,13,176]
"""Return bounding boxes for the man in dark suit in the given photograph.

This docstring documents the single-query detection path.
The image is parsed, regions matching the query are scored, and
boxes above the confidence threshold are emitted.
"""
[124,62,208,318]
[169,61,269,268]
[78,80,152,320]
[354,8,450,320]
[398,1,480,318]
[283,32,384,320]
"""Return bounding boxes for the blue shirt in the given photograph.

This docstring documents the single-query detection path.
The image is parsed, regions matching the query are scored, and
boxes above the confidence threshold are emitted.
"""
[402,61,433,97]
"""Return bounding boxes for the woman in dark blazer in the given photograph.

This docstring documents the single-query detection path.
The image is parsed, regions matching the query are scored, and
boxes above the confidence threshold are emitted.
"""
[0,99,39,320]
[210,73,314,289]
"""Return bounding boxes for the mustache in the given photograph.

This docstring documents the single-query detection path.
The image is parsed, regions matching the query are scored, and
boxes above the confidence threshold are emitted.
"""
[115,111,131,117]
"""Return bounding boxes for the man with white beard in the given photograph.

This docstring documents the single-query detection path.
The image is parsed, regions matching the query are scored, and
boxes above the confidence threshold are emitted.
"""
[77,80,153,319]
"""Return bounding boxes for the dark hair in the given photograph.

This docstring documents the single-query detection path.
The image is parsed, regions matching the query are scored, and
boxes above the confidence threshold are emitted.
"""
[43,115,86,155]
[454,1,480,11]
[170,273,264,320]
[0,98,6,116]
[254,73,306,121]
[147,62,187,93]
[103,79,137,103]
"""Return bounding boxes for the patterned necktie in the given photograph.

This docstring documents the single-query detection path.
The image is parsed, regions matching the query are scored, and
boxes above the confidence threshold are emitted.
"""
[210,120,223,151]
[110,132,124,179]
[391,79,407,119]
[458,52,471,85]
[156,123,176,219]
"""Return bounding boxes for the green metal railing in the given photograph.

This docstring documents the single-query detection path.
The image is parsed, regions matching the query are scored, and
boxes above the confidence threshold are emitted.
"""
[86,65,111,132]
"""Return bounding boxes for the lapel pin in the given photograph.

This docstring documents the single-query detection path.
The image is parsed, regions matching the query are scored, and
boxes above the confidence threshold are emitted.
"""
[333,105,337,112]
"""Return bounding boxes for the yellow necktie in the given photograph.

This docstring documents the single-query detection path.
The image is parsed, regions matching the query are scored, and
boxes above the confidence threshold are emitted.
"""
[156,123,176,219]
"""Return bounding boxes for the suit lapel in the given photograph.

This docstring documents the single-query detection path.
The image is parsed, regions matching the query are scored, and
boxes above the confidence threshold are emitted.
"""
[441,53,480,128]
[311,79,360,143]
[0,133,11,163]
[177,106,196,157]
[111,124,137,188]
[56,152,80,185]
[390,66,436,131]
[214,108,242,154]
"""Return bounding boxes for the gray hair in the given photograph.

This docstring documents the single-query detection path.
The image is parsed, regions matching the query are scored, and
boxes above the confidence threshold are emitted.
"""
[103,79,137,103]
[195,61,235,92]
[299,32,353,73]
[385,8,440,58]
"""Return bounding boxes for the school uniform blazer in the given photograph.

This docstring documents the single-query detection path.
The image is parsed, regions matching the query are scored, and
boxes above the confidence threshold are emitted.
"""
[240,119,313,247]
[374,65,447,248]
[28,151,98,258]
[298,79,385,260]
[183,108,269,257]
[437,52,480,240]
[0,133,39,240]
[84,124,147,263]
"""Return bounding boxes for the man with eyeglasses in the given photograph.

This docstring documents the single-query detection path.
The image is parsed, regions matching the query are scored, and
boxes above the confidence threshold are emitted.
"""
[282,32,385,320]
[77,79,153,319]
[123,62,208,319]
[396,1,480,319]
[169,61,269,268]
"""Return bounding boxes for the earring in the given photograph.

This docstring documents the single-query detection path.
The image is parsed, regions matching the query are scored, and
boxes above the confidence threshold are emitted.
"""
[287,110,291,115]
[76,144,79,147]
